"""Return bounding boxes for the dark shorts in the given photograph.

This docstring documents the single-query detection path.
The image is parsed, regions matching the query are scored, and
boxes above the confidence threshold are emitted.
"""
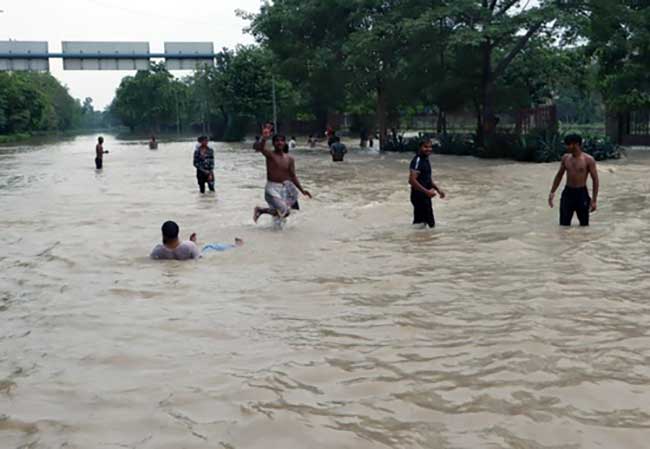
[411,191,435,228]
[95,157,102,169]
[560,186,590,226]
[197,170,215,193]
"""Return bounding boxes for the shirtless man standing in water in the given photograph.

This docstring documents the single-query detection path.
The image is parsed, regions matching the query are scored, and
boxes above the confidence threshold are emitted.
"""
[253,123,312,223]
[548,134,599,226]
[95,136,108,169]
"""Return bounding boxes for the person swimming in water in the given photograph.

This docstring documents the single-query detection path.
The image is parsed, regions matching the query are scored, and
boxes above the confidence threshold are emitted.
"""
[150,221,243,260]
[548,133,599,226]
[253,123,312,224]
[150,221,200,260]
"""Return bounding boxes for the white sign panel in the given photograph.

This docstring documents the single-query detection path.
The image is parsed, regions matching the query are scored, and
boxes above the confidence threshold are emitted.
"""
[164,42,214,70]
[62,41,150,70]
[0,41,49,71]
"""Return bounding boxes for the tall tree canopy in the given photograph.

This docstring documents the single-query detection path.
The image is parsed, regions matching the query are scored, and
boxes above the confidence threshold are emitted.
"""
[245,0,580,147]
[584,0,650,110]
[0,72,87,135]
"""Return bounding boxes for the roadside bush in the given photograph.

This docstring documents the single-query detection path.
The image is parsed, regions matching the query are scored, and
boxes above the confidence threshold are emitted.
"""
[382,130,623,163]
[582,135,623,160]
[518,129,564,162]
[435,133,474,156]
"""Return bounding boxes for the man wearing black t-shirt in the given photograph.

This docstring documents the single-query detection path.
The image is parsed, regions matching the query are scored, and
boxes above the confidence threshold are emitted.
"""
[409,139,446,227]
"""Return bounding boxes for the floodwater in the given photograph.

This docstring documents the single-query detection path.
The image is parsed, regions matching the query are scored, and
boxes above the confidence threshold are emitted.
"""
[1,135,650,449]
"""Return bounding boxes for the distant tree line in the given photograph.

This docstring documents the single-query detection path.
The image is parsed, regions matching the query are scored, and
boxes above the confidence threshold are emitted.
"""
[0,72,110,137]
[107,0,648,148]
[3,0,646,153]
[108,47,301,141]
[244,0,649,148]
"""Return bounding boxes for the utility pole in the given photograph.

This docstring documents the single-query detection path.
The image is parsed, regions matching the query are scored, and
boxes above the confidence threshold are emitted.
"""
[174,85,180,136]
[272,75,278,132]
[204,67,211,137]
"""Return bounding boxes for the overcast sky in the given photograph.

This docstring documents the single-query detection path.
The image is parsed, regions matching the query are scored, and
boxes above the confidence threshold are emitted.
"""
[1,0,262,109]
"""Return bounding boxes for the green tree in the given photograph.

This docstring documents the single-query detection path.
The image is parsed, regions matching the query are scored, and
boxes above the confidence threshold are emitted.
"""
[113,63,178,132]
[245,0,575,148]
[187,45,300,140]
[0,72,49,133]
[416,1,579,145]
[244,0,353,129]
[584,0,650,110]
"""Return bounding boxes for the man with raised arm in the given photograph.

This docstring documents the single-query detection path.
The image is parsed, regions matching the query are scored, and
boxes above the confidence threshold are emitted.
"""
[548,134,599,226]
[253,123,312,224]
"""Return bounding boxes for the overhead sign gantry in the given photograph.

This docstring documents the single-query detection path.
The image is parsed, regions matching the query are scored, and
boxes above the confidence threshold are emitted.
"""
[0,41,49,71]
[0,41,215,71]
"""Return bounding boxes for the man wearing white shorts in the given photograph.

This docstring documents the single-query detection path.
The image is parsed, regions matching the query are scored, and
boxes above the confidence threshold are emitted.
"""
[253,123,312,223]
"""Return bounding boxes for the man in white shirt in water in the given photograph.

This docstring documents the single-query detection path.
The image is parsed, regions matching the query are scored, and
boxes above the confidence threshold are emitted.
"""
[150,221,200,260]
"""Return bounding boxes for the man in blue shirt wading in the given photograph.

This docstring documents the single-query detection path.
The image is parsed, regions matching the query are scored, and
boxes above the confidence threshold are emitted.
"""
[409,139,446,228]
[193,136,215,193]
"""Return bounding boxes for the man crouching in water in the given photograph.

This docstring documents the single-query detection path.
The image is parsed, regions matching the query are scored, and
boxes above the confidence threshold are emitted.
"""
[253,123,312,224]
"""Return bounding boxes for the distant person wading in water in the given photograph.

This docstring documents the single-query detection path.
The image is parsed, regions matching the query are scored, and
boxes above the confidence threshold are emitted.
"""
[409,139,446,228]
[548,134,599,226]
[253,123,312,224]
[193,136,215,193]
[95,136,108,169]
[329,136,347,162]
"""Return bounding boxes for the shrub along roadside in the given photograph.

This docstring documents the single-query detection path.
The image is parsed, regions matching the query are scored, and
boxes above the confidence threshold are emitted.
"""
[0,133,31,144]
[384,131,623,162]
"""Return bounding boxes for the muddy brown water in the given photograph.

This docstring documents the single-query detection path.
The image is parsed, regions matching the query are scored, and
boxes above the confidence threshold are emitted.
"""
[1,136,650,449]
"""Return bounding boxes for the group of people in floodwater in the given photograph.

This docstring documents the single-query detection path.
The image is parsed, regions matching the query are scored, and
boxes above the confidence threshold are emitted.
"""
[93,125,598,261]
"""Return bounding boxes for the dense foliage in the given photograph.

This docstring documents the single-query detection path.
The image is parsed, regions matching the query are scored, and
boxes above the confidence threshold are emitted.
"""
[3,1,648,158]
[0,72,108,137]
[246,0,586,147]
[583,0,650,111]
[387,131,623,162]
[242,0,648,150]
[109,48,301,141]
